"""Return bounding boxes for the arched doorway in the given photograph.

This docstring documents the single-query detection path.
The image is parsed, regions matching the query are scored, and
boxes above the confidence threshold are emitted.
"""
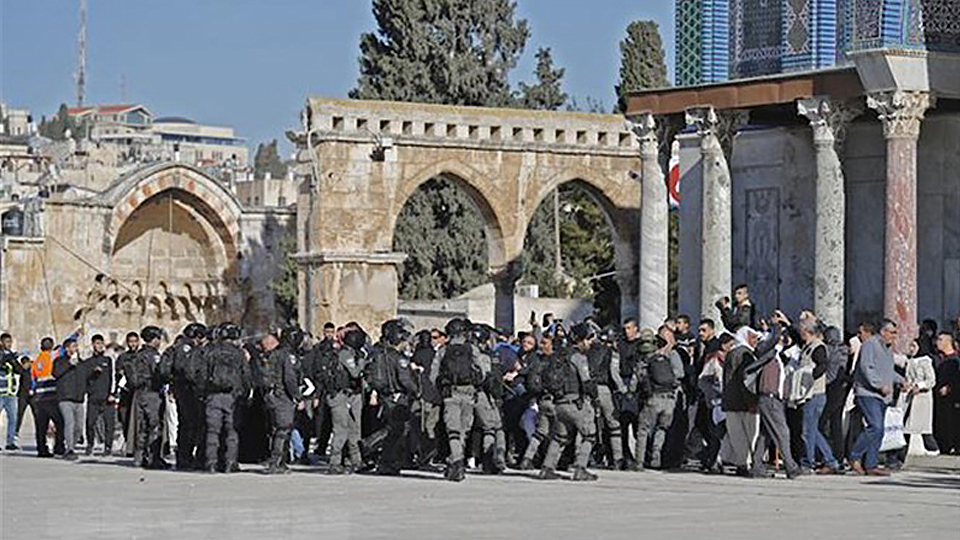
[521,179,626,327]
[77,165,243,342]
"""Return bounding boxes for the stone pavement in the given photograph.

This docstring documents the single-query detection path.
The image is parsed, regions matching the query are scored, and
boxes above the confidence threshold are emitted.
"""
[1,449,958,540]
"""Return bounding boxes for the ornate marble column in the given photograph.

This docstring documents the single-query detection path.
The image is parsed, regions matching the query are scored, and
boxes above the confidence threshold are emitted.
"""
[867,90,933,352]
[630,113,669,329]
[685,106,731,324]
[797,98,861,330]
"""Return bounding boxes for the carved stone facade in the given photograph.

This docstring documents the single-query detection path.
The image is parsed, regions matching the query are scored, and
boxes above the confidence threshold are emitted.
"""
[0,163,293,347]
[290,98,649,335]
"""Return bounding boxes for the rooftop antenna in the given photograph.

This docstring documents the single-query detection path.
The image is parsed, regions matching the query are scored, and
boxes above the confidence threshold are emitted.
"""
[75,0,87,106]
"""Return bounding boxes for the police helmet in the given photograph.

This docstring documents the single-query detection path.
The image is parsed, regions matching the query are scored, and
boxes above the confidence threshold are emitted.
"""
[342,328,367,351]
[220,322,242,341]
[381,319,410,346]
[570,322,594,344]
[471,323,492,345]
[281,326,305,351]
[140,325,164,343]
[183,322,207,340]
[444,318,470,338]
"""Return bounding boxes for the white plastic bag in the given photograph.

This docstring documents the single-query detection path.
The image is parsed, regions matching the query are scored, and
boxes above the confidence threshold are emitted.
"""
[879,406,907,452]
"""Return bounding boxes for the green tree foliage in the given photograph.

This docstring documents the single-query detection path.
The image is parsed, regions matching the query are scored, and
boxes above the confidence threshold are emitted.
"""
[393,178,489,299]
[38,104,83,141]
[615,20,669,112]
[351,0,529,107]
[521,183,619,325]
[270,228,299,325]
[253,139,287,180]
[517,48,567,111]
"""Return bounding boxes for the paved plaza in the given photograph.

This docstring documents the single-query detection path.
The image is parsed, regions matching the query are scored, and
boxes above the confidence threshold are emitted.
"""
[1,447,958,540]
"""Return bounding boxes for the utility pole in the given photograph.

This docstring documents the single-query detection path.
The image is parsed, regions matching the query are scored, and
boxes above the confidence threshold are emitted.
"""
[553,188,562,278]
[76,0,87,107]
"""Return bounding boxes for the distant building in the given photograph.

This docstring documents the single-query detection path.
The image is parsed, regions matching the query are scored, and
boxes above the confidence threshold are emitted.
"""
[234,173,296,208]
[0,102,35,137]
[66,104,248,169]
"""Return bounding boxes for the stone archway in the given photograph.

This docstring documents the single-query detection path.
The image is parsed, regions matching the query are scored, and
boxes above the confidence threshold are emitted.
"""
[291,98,654,334]
[76,164,244,340]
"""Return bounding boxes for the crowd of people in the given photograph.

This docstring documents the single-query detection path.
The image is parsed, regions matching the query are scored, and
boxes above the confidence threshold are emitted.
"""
[1,285,958,483]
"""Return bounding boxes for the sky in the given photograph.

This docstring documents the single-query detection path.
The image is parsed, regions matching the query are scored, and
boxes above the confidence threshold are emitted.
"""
[0,0,674,156]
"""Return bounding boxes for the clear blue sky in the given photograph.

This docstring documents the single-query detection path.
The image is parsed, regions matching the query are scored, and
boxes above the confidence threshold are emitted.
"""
[0,0,674,156]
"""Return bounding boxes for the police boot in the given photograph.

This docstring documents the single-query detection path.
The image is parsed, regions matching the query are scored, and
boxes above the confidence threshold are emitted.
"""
[518,458,535,471]
[225,462,240,474]
[452,460,467,482]
[572,467,599,482]
[537,467,561,481]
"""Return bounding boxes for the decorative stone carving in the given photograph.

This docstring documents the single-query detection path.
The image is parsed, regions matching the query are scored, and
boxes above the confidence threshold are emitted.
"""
[685,106,732,324]
[866,90,934,139]
[629,113,669,330]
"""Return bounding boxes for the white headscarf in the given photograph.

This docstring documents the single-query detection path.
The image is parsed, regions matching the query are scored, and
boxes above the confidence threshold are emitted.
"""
[735,326,759,351]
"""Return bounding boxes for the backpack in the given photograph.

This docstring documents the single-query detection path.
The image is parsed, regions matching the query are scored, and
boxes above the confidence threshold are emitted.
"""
[543,352,577,398]
[317,348,351,394]
[126,352,153,390]
[647,353,678,393]
[441,343,478,387]
[207,345,241,393]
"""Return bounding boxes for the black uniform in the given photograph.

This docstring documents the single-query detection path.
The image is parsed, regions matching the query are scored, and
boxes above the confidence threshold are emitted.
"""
[159,337,203,469]
[261,347,301,472]
[127,345,164,467]
[82,352,116,454]
[115,348,139,453]
[203,341,250,471]
[368,345,415,475]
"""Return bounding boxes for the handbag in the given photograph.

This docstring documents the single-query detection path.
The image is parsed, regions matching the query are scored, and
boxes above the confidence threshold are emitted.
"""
[879,403,907,452]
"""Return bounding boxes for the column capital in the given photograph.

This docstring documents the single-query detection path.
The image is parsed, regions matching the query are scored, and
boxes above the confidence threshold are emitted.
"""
[798,97,865,147]
[628,112,658,158]
[866,90,935,139]
[684,106,718,138]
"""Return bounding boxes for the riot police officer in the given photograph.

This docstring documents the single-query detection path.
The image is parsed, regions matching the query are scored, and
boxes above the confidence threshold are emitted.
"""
[538,323,599,481]
[321,327,366,474]
[368,320,416,476]
[259,330,301,474]
[203,323,250,473]
[473,324,507,474]
[588,328,627,469]
[162,322,206,470]
[128,326,167,469]
[433,318,482,482]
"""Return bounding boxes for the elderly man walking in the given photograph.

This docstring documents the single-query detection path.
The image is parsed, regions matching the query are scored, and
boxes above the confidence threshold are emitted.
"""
[849,320,908,475]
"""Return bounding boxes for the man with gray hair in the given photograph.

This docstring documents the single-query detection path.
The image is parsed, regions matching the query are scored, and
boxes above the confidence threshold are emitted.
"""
[849,320,907,475]
[797,318,842,474]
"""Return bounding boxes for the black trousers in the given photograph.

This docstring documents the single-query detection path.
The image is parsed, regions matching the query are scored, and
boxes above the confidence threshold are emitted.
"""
[32,398,65,455]
[174,386,203,468]
[16,393,30,434]
[85,400,116,451]
[206,393,238,469]
[134,391,163,465]
[265,392,295,466]
[379,398,411,473]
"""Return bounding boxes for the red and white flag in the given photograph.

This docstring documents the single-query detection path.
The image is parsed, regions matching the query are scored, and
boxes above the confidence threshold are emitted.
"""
[668,140,680,208]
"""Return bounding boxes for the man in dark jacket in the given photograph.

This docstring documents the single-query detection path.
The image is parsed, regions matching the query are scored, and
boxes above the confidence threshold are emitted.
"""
[410,330,442,470]
[369,320,416,476]
[260,330,301,474]
[83,334,116,456]
[203,323,250,473]
[716,284,756,332]
[128,326,167,469]
[54,338,85,460]
[723,325,777,475]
